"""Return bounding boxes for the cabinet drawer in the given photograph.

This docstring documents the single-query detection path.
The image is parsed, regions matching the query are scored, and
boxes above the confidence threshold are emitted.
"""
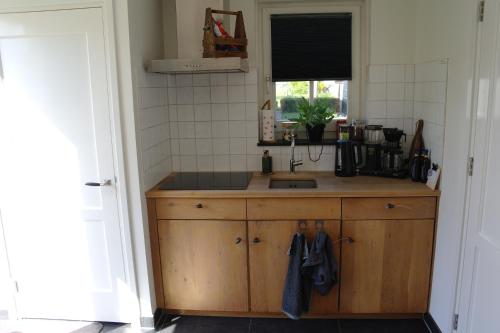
[342,197,436,220]
[247,198,341,220]
[156,198,246,220]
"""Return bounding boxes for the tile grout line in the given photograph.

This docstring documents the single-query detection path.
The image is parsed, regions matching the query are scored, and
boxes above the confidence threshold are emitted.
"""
[247,318,252,333]
[337,319,342,333]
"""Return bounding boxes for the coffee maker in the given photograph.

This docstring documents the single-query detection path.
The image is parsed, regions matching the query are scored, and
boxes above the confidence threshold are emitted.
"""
[380,128,407,178]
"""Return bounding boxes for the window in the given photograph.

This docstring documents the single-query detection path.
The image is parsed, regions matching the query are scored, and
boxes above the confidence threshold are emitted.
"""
[260,3,364,132]
[275,80,349,122]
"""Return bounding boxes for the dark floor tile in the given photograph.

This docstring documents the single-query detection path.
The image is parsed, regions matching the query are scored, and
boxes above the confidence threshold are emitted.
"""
[249,318,340,333]
[160,316,250,333]
[339,319,429,333]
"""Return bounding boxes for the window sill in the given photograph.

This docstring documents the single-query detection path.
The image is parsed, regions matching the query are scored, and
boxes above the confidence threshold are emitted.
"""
[257,138,338,146]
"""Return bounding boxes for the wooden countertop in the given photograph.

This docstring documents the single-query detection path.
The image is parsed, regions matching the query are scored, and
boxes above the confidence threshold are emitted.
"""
[146,172,440,198]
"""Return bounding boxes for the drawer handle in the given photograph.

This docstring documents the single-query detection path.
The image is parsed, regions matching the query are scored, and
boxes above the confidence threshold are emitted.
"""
[195,203,203,208]
[253,237,261,244]
[385,203,396,209]
[235,237,242,245]
[334,237,355,244]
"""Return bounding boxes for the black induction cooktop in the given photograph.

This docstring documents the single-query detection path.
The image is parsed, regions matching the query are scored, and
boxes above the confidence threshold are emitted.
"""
[159,172,253,190]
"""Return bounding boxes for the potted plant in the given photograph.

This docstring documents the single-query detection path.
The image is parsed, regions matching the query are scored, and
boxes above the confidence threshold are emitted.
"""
[293,97,336,143]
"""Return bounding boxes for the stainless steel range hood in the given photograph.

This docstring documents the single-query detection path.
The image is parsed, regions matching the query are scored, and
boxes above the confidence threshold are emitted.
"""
[148,57,248,74]
[147,0,249,74]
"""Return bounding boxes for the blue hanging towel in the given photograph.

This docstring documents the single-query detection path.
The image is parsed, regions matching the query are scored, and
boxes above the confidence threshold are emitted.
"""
[302,229,338,296]
[282,232,311,320]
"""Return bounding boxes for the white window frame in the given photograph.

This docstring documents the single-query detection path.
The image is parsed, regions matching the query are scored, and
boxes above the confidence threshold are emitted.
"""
[258,1,367,130]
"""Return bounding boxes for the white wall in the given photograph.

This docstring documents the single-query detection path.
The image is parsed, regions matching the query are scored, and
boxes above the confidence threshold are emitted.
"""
[414,1,477,332]
[123,1,478,328]
[126,0,171,320]
[369,0,416,65]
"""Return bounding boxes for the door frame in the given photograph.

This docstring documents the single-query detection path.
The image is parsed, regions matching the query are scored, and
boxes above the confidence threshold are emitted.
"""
[0,0,140,324]
[454,1,492,331]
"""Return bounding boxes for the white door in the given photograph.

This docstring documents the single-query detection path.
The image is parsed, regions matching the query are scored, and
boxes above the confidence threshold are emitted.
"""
[0,8,131,322]
[457,1,500,332]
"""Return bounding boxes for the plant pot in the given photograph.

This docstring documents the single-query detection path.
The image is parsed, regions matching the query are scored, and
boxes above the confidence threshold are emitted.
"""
[306,124,326,143]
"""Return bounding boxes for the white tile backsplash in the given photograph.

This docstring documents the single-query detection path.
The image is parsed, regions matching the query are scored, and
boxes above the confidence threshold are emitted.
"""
[229,121,247,138]
[192,73,210,87]
[210,73,227,86]
[245,85,258,103]
[178,122,195,138]
[197,155,214,171]
[366,61,447,166]
[177,86,194,105]
[212,121,230,138]
[412,60,447,166]
[230,155,247,171]
[195,139,213,155]
[179,139,196,155]
[161,68,334,172]
[367,83,386,101]
[194,104,211,121]
[211,103,229,120]
[176,105,194,121]
[210,86,228,103]
[193,87,211,104]
[195,122,212,138]
[175,74,193,87]
[138,63,446,175]
[366,101,387,119]
[140,87,164,109]
[212,138,230,155]
[387,65,405,83]
[228,72,246,86]
[228,103,246,120]
[180,155,197,171]
[228,85,246,103]
[387,83,405,101]
[137,70,172,189]
[230,138,247,155]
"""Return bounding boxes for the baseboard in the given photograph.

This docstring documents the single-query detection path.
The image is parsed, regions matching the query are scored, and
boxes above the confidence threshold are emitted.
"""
[140,316,154,328]
[423,313,442,333]
[154,308,180,331]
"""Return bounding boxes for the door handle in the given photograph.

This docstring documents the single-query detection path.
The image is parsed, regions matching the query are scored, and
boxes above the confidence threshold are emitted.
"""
[235,237,242,245]
[85,179,112,187]
[253,237,261,244]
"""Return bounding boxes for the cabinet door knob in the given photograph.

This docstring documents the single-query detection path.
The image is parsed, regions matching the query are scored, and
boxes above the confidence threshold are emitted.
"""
[235,237,242,244]
[385,203,396,209]
[195,203,203,208]
[253,237,261,244]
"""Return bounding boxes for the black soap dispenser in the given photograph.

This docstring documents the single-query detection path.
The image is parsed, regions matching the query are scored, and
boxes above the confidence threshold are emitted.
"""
[262,150,273,175]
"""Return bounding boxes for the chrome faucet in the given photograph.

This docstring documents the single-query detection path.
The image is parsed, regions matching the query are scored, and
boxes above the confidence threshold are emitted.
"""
[289,133,303,173]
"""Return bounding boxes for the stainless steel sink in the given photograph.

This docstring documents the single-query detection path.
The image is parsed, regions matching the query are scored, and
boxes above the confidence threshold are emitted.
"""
[269,178,317,189]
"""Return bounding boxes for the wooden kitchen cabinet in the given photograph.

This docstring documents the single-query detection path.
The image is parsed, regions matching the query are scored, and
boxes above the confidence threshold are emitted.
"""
[158,219,249,312]
[147,175,440,320]
[339,219,435,313]
[248,220,341,314]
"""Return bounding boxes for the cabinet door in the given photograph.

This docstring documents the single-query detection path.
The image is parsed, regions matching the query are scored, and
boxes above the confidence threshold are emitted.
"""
[158,220,248,312]
[248,220,341,314]
[340,220,434,313]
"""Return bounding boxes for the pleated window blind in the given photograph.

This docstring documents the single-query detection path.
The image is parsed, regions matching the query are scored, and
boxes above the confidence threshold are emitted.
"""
[271,13,352,82]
